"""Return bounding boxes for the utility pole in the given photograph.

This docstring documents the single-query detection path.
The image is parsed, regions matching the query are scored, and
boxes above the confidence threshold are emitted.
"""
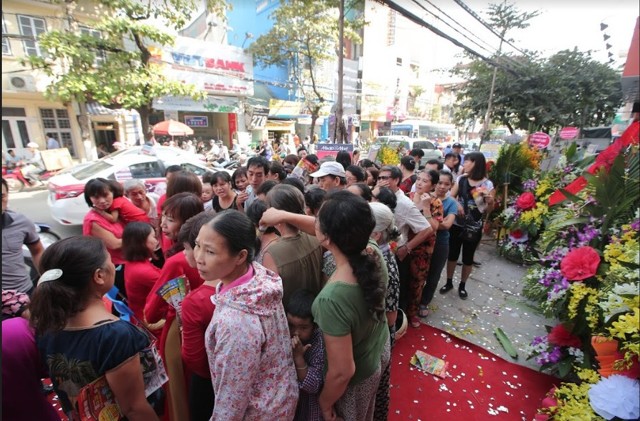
[481,33,505,144]
[64,0,97,162]
[334,0,346,143]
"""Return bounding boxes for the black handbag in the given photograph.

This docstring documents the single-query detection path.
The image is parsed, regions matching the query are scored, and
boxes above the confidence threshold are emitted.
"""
[459,177,483,243]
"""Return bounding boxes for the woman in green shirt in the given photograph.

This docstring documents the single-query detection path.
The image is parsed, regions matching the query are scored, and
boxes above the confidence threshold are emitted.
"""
[312,190,390,421]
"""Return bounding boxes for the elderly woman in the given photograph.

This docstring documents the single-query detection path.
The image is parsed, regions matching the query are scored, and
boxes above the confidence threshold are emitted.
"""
[83,178,126,295]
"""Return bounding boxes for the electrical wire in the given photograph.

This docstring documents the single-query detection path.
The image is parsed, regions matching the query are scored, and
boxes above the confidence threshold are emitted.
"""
[452,0,533,58]
[378,0,521,76]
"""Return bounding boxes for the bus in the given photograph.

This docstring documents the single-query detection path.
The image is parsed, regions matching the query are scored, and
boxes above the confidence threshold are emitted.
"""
[390,120,459,144]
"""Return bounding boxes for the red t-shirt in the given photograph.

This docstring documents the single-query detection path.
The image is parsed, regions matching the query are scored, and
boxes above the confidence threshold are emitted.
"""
[124,260,161,323]
[144,252,203,358]
[110,196,150,224]
[399,175,416,195]
[181,284,216,378]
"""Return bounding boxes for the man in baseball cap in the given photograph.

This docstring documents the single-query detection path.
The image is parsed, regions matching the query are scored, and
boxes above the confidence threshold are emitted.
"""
[451,142,465,164]
[309,161,347,191]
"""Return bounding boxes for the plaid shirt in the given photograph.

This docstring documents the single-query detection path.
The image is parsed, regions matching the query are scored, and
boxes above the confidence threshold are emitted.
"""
[295,327,325,421]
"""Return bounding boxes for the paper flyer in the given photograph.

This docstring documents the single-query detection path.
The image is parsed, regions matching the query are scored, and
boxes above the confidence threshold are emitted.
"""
[156,276,190,326]
[410,350,449,378]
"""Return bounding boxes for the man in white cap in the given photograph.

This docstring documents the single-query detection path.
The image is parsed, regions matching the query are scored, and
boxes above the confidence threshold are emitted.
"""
[309,161,347,191]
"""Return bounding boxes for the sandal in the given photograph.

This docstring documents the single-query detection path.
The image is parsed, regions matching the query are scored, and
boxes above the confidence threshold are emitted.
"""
[419,305,430,318]
[439,284,454,294]
[410,316,421,328]
[458,288,468,300]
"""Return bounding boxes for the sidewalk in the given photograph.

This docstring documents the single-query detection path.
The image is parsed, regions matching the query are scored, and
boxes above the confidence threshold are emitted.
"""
[419,235,554,371]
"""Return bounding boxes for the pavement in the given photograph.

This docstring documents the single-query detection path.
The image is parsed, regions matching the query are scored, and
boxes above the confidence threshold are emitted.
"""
[416,233,554,371]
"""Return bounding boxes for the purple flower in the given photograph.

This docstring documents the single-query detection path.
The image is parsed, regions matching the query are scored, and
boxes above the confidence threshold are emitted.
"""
[523,179,538,191]
[630,219,640,232]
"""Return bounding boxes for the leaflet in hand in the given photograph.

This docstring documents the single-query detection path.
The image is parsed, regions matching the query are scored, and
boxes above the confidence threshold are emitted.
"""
[156,275,190,326]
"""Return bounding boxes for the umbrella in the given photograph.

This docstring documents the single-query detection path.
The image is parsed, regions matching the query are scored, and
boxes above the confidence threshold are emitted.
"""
[152,120,194,137]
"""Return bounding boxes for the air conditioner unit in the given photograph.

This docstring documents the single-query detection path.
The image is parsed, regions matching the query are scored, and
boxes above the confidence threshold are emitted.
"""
[8,75,36,92]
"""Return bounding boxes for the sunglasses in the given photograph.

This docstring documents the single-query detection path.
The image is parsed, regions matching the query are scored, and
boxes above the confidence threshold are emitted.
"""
[378,175,392,180]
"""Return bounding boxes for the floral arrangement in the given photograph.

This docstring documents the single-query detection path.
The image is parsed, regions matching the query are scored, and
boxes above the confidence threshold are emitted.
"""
[522,136,640,419]
[496,145,586,264]
[376,144,401,166]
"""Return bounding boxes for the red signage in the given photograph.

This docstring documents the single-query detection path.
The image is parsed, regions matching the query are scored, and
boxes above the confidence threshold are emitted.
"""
[559,126,580,140]
[528,132,551,149]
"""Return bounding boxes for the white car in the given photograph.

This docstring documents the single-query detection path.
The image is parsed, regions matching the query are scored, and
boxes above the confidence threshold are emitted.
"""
[47,148,212,225]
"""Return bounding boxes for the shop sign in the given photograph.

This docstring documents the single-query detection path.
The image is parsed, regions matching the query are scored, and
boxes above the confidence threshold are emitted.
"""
[528,132,551,149]
[149,36,254,96]
[316,143,354,160]
[559,126,580,140]
[184,115,209,127]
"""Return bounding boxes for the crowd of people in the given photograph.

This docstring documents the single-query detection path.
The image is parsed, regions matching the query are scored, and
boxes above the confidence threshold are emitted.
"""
[1,139,495,421]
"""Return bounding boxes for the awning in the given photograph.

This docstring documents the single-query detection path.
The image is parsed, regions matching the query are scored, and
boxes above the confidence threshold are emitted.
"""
[153,95,241,113]
[86,102,117,115]
[265,119,295,132]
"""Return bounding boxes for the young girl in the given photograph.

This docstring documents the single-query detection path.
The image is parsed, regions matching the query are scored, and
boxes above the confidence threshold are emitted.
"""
[144,192,204,421]
[91,179,150,225]
[122,222,162,333]
[29,237,158,421]
[195,210,298,420]
[231,167,249,193]
[179,211,218,421]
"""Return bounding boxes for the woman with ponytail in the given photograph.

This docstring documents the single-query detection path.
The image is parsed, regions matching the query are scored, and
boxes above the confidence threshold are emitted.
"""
[312,190,390,421]
[29,237,158,421]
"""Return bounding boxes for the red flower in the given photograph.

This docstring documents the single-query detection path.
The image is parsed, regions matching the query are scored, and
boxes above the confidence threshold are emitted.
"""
[560,246,601,281]
[548,324,582,348]
[510,229,524,239]
[516,192,537,211]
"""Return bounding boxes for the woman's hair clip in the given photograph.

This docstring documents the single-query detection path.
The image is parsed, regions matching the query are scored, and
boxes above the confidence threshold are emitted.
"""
[38,269,63,286]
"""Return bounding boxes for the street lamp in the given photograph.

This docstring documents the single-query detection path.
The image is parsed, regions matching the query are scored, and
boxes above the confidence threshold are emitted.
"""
[242,32,254,49]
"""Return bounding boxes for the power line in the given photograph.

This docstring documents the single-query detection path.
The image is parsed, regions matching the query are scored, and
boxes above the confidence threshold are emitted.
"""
[408,0,529,71]
[452,0,532,58]
[378,0,520,76]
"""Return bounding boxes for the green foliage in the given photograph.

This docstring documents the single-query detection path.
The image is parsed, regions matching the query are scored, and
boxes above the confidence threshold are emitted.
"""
[453,48,623,132]
[22,0,228,134]
[249,0,364,134]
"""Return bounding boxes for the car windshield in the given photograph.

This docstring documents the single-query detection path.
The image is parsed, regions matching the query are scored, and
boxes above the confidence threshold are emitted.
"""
[388,140,410,150]
[413,141,435,150]
[71,160,113,180]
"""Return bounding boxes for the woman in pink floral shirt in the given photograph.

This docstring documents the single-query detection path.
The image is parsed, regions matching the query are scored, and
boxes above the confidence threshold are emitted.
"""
[195,210,298,420]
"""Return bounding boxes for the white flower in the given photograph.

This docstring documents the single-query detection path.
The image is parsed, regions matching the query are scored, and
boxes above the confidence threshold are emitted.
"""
[613,283,639,296]
[589,375,640,420]
[567,347,584,364]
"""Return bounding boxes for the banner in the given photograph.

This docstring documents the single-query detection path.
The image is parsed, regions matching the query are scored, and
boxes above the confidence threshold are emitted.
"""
[315,143,354,160]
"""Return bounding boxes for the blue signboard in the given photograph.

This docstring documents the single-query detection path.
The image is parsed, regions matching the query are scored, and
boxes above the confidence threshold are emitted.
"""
[184,115,209,127]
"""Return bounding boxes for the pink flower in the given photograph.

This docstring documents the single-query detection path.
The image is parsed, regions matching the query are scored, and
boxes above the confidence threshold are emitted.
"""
[560,246,600,281]
[548,324,582,348]
[516,192,537,211]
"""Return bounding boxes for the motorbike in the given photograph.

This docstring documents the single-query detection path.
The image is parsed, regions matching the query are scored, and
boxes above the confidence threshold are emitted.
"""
[2,165,57,193]
[22,223,61,286]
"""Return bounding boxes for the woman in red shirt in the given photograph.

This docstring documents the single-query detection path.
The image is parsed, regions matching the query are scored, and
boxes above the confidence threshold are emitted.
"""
[178,210,218,421]
[122,221,162,336]
[144,192,204,421]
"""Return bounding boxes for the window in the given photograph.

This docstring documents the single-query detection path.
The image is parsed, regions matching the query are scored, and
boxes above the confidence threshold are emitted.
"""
[79,25,105,66]
[129,162,163,179]
[40,108,75,157]
[179,162,207,176]
[2,14,11,56]
[396,57,402,66]
[18,15,46,57]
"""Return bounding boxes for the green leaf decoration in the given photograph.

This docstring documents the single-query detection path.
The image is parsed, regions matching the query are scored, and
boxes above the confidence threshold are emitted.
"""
[495,327,518,359]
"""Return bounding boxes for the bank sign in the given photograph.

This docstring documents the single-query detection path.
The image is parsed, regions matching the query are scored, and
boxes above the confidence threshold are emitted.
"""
[184,116,209,127]
[149,36,254,97]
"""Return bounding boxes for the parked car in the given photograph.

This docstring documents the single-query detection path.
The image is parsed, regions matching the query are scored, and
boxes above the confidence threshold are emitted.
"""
[374,135,443,163]
[47,152,212,225]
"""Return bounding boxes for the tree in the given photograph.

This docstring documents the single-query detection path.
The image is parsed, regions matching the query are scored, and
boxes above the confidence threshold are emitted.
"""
[23,0,228,139]
[481,1,540,140]
[249,0,363,142]
[452,49,622,133]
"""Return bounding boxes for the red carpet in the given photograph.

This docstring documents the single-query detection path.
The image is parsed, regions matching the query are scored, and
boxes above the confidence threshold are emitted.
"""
[389,324,558,420]
[48,324,558,420]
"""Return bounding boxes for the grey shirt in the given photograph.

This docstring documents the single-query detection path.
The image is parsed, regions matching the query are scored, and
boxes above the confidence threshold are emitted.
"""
[2,210,40,292]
